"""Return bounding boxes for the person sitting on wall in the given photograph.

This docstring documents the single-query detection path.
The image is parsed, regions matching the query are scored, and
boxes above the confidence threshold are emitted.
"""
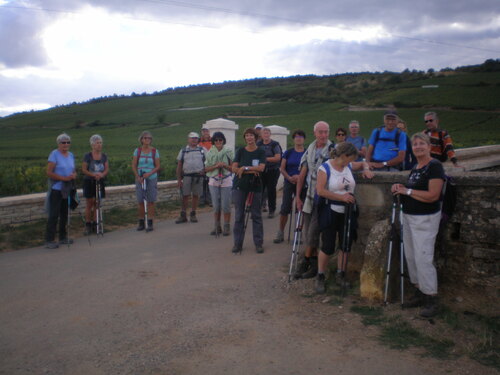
[422,111,461,168]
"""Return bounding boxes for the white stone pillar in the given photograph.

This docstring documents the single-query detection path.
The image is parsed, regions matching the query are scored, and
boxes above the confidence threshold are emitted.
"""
[266,125,290,190]
[201,118,239,152]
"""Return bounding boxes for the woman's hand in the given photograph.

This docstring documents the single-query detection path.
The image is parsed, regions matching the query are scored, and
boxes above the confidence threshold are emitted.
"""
[361,169,374,179]
[391,183,407,195]
[341,193,356,204]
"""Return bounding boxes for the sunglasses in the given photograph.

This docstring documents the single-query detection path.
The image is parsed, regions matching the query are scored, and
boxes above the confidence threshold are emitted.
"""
[143,137,152,139]
[60,141,71,144]
[214,139,224,142]
[425,119,434,123]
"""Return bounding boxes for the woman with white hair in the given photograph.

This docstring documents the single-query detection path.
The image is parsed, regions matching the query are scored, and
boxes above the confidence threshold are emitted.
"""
[45,133,77,249]
[82,134,109,234]
[391,133,445,317]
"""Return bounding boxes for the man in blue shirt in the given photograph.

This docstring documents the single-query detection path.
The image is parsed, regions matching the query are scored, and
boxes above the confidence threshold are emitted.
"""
[366,111,407,171]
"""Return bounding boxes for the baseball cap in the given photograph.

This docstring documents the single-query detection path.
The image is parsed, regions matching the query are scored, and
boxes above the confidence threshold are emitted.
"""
[254,124,263,129]
[201,126,209,130]
[188,132,200,138]
[384,110,398,118]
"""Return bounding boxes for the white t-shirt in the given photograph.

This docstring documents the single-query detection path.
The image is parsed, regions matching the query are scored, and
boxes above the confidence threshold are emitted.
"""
[318,161,355,213]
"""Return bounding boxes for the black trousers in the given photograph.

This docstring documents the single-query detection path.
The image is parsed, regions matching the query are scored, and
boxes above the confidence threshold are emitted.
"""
[45,190,69,242]
[260,169,280,213]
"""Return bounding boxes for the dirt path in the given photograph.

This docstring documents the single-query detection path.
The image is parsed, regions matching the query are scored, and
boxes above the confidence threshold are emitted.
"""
[0,211,495,375]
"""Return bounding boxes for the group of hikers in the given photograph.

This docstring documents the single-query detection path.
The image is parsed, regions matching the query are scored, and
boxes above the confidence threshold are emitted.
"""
[44,110,459,318]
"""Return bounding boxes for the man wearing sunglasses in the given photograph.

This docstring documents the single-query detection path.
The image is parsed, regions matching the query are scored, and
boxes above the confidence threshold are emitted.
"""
[423,112,459,167]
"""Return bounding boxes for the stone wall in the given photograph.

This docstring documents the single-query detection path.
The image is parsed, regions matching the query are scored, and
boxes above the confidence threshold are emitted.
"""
[354,171,500,302]
[0,181,179,225]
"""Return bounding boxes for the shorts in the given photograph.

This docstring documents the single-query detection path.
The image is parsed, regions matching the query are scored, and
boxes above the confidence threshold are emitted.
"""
[182,175,203,196]
[135,178,158,203]
[279,180,306,216]
[83,179,106,199]
[320,210,347,256]
[303,202,321,248]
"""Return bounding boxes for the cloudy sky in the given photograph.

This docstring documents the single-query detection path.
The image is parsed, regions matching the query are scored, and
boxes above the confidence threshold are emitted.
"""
[1,0,499,117]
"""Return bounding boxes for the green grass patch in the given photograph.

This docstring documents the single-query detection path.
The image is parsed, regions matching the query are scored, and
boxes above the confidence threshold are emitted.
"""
[378,317,456,359]
[350,305,386,326]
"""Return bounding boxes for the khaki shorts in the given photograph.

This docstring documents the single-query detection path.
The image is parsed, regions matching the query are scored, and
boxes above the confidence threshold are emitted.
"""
[182,175,203,196]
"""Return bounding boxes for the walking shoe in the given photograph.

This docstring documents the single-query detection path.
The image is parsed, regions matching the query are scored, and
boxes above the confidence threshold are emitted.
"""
[189,211,198,223]
[231,245,242,254]
[301,258,318,279]
[315,273,326,294]
[45,241,59,249]
[403,289,425,308]
[137,219,145,231]
[145,219,154,232]
[262,204,268,212]
[294,257,310,279]
[273,231,284,243]
[223,223,231,236]
[210,225,222,236]
[268,211,275,219]
[175,211,187,224]
[59,238,74,245]
[420,296,439,318]
[255,246,264,254]
[335,271,343,286]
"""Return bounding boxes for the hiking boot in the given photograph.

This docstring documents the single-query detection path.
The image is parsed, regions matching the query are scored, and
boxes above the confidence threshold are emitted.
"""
[145,219,154,232]
[335,271,343,286]
[231,245,242,254]
[315,273,326,294]
[189,211,198,223]
[294,258,310,279]
[268,211,275,219]
[223,223,230,236]
[420,296,439,318]
[273,231,284,243]
[301,258,318,279]
[210,224,222,236]
[84,222,92,235]
[59,238,74,245]
[256,245,264,254]
[137,219,145,231]
[403,289,425,309]
[45,241,59,249]
[175,211,187,224]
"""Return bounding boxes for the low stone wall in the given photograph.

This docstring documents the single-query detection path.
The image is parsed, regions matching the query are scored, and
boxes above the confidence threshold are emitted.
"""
[0,181,179,225]
[354,170,500,302]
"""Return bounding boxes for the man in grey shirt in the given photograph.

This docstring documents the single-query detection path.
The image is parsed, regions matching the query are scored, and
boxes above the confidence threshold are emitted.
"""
[176,132,206,223]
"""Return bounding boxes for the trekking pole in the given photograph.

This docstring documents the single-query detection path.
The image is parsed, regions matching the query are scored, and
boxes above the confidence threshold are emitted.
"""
[141,172,149,232]
[67,194,71,248]
[95,179,104,235]
[239,191,254,254]
[287,198,295,243]
[398,195,405,308]
[288,210,303,282]
[384,195,398,304]
[340,202,353,297]
[215,167,223,238]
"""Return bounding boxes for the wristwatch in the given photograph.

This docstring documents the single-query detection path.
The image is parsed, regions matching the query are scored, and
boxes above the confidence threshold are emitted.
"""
[244,166,249,171]
[383,161,388,167]
[407,189,413,196]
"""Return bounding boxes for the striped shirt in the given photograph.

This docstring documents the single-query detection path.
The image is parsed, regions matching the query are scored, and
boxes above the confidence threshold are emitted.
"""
[423,128,457,163]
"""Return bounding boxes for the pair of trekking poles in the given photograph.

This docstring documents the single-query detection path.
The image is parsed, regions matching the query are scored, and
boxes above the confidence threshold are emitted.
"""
[384,195,405,307]
[287,202,354,297]
[140,171,152,232]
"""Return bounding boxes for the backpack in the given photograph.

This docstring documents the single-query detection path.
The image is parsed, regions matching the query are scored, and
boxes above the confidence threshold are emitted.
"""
[180,146,205,164]
[441,175,457,222]
[373,126,402,150]
[136,147,157,165]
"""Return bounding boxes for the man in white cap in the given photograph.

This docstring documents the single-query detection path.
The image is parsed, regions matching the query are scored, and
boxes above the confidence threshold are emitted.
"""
[175,132,206,223]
